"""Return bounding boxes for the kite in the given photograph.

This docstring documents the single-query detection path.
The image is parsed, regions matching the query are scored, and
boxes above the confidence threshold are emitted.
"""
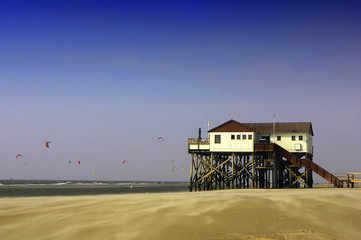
[45,141,51,148]
[78,161,81,165]
[92,170,96,175]
[16,154,22,159]
[157,137,164,142]
[67,160,72,165]
[171,167,174,172]
[122,160,127,165]
[181,166,184,170]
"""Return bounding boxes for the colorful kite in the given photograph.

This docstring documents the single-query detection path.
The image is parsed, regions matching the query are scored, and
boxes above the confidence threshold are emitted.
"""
[45,141,51,148]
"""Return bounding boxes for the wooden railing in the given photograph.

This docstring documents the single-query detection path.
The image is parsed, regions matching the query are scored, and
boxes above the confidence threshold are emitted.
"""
[188,138,210,144]
[332,172,361,188]
[188,138,210,152]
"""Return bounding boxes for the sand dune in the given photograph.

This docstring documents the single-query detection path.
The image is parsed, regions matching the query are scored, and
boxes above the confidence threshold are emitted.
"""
[0,188,360,240]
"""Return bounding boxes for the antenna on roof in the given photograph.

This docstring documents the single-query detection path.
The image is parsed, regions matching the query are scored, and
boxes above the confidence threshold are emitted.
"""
[273,113,276,143]
[207,121,210,137]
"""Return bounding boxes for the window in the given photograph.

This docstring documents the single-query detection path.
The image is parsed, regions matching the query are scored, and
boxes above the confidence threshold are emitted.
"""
[242,134,247,140]
[277,136,281,141]
[248,134,252,140]
[231,135,235,140]
[237,135,241,140]
[291,136,296,141]
[215,135,221,143]
[299,135,303,141]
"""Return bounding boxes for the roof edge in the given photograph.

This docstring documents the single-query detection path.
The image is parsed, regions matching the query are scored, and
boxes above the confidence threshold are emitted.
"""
[208,119,255,132]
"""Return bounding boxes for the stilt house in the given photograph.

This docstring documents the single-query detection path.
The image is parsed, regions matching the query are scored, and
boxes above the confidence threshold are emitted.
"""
[188,119,342,191]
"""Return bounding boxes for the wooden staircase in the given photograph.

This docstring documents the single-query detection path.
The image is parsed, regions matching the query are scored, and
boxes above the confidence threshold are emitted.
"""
[274,144,342,187]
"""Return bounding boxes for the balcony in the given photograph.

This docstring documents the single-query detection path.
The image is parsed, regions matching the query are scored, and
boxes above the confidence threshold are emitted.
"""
[188,138,210,152]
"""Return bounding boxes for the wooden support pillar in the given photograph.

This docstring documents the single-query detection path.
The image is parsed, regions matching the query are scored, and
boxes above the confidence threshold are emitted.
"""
[306,153,313,188]
[272,155,279,189]
[231,153,235,189]
[259,169,265,188]
[289,168,292,188]
[252,153,255,180]
[189,154,194,191]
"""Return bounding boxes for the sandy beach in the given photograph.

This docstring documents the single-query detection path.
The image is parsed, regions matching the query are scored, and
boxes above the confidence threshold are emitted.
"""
[0,188,360,240]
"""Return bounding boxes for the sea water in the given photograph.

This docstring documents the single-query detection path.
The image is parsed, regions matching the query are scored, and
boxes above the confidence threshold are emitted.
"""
[0,180,189,197]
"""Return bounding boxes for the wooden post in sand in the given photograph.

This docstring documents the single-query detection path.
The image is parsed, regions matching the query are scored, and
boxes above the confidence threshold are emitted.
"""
[306,153,313,188]
[272,153,279,189]
[189,154,194,191]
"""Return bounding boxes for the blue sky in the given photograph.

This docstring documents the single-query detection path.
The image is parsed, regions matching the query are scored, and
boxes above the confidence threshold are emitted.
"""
[0,0,360,181]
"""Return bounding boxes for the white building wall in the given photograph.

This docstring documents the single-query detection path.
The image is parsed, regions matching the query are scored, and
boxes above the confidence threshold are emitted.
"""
[306,134,313,154]
[269,133,313,154]
[207,132,313,154]
[209,132,254,152]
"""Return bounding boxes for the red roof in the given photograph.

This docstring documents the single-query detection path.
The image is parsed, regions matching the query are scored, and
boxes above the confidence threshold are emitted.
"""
[209,120,314,136]
[243,122,313,136]
[208,119,254,132]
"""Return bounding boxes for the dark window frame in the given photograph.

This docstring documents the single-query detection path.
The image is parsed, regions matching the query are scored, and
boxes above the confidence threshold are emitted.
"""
[248,134,252,140]
[291,136,296,141]
[277,136,281,141]
[299,135,303,141]
[215,135,221,143]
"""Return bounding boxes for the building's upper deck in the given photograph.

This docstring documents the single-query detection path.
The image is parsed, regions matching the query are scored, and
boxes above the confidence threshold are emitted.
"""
[188,138,210,152]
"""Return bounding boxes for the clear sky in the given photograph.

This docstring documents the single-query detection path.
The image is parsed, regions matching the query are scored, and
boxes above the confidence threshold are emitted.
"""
[1,0,360,182]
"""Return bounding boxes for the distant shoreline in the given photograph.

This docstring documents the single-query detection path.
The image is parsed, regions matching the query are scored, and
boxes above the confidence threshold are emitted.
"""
[0,180,189,197]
